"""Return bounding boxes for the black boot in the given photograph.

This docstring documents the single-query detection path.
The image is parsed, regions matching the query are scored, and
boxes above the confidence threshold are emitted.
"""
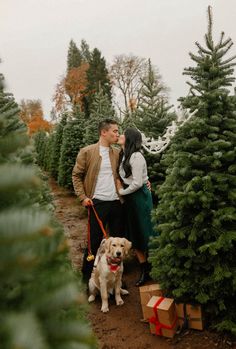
[135,261,152,287]
[81,248,94,284]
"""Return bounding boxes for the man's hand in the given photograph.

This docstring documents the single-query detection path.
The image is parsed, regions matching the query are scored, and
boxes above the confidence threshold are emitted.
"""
[146,180,151,192]
[82,198,93,207]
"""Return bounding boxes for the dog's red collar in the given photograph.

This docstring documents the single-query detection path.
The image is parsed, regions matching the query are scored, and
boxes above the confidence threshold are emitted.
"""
[106,256,121,272]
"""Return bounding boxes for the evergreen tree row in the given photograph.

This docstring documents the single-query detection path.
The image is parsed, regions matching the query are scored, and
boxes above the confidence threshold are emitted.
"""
[0,72,97,348]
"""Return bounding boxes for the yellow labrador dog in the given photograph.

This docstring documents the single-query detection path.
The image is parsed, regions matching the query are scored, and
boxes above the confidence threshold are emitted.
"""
[88,237,132,313]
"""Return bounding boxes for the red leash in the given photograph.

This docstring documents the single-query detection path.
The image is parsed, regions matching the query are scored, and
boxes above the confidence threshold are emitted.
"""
[87,204,108,262]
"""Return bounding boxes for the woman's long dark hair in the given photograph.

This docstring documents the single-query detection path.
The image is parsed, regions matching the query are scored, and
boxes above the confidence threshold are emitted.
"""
[118,127,142,178]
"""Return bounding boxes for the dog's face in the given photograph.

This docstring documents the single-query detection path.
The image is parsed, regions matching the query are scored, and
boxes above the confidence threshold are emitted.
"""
[104,237,132,259]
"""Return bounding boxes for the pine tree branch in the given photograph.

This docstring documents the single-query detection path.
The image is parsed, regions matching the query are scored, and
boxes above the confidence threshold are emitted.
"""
[195,41,212,55]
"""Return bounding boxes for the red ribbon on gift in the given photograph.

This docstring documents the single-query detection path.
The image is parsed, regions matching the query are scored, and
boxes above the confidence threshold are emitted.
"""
[148,297,178,336]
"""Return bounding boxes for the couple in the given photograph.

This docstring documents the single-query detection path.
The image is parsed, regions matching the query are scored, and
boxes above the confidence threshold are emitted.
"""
[72,119,154,287]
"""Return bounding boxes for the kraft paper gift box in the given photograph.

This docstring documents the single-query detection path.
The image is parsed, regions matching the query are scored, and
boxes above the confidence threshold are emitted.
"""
[139,284,163,320]
[146,296,179,338]
[175,303,203,330]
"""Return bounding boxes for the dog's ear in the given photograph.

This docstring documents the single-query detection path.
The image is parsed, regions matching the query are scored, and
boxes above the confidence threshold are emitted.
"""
[123,238,132,255]
[98,238,106,255]
[104,237,113,253]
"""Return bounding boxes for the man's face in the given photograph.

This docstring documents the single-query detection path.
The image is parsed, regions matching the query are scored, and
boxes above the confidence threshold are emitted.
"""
[102,124,119,145]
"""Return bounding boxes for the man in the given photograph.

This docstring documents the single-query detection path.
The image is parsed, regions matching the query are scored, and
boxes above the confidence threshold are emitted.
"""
[72,119,124,281]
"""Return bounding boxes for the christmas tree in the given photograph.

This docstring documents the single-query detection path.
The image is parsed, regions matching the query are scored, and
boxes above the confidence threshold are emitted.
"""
[49,113,68,180]
[134,59,175,138]
[67,39,83,71]
[58,108,85,188]
[121,109,136,129]
[83,88,115,145]
[149,7,236,332]
[133,59,176,201]
[44,131,55,172]
[34,131,48,169]
[0,72,97,348]
[84,48,112,117]
[80,39,91,62]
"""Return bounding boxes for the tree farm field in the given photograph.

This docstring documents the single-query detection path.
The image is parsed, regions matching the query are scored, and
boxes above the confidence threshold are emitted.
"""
[49,177,236,349]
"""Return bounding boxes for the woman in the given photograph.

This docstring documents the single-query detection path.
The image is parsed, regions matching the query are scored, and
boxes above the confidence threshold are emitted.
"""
[117,127,154,287]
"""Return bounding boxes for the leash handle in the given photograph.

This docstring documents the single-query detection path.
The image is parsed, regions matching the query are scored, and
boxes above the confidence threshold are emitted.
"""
[87,204,108,261]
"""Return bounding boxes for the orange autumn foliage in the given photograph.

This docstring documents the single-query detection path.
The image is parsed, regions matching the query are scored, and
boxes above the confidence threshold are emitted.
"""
[28,115,53,136]
[53,62,89,113]
[53,78,67,115]
[20,99,53,136]
[64,62,89,106]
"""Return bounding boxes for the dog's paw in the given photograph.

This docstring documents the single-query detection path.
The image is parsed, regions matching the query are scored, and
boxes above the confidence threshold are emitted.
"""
[116,298,124,306]
[88,295,95,303]
[101,305,109,313]
[120,288,129,295]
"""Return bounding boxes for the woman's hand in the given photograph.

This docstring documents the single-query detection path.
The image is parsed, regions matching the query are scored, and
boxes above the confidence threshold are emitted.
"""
[116,178,123,192]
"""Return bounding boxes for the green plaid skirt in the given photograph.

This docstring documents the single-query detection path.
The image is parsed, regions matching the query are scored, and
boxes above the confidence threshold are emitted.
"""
[123,184,154,251]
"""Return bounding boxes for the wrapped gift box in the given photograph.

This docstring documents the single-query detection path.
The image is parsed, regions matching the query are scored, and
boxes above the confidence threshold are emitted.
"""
[175,303,203,330]
[146,296,179,338]
[139,284,163,320]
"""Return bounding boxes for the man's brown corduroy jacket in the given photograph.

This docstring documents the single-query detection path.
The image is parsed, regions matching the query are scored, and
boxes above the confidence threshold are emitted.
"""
[72,142,121,203]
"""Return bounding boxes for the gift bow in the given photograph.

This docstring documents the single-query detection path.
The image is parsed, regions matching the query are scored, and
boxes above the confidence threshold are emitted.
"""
[148,297,178,336]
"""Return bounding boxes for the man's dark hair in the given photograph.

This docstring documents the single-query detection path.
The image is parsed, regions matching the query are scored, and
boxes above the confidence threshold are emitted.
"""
[98,119,118,135]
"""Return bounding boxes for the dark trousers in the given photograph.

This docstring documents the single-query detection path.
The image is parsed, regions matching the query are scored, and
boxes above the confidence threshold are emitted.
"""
[82,199,125,282]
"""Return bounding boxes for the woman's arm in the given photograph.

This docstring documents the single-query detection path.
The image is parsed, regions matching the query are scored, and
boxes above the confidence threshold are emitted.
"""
[118,153,146,195]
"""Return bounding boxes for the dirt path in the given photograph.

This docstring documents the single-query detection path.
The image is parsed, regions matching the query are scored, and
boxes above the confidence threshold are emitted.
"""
[48,177,235,349]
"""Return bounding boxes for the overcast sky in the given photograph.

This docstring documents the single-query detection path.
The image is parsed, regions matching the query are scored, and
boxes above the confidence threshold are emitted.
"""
[0,0,236,118]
